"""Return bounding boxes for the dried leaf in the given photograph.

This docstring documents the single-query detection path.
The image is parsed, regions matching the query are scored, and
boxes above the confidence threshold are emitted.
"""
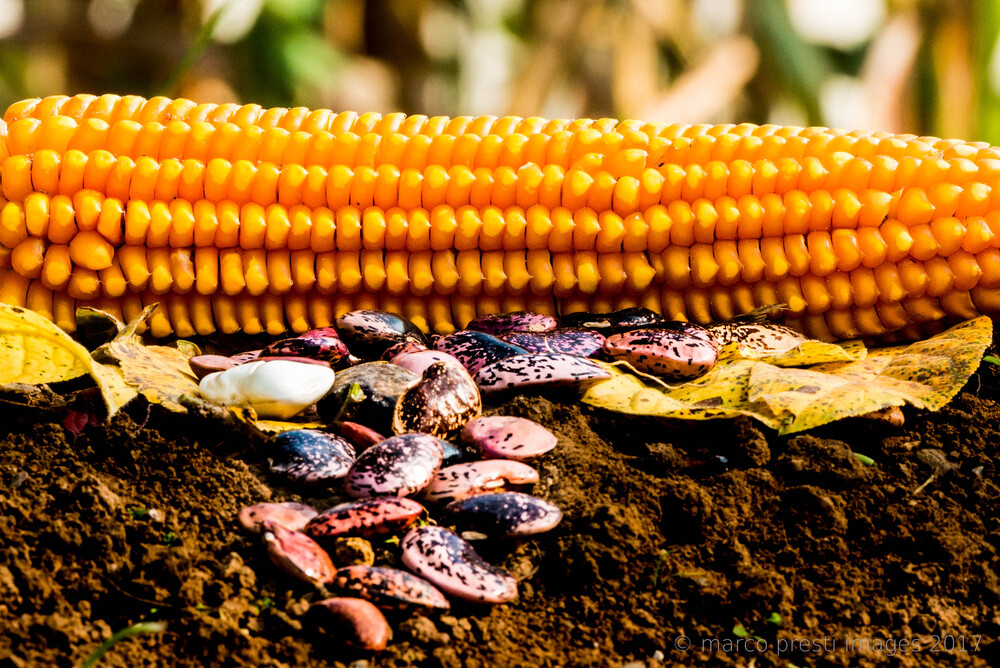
[175,340,202,357]
[103,305,201,412]
[0,304,135,416]
[75,307,125,350]
[582,317,992,434]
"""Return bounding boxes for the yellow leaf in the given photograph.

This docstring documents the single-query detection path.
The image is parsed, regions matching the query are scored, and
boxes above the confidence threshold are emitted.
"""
[581,317,992,435]
[0,304,136,416]
[255,419,328,434]
[104,305,201,412]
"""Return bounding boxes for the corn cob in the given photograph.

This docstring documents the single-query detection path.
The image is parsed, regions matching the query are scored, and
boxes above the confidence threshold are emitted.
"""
[2,94,1000,340]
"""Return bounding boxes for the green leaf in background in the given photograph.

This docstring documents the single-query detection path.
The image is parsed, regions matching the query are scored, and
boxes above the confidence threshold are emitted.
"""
[973,2,1000,144]
[745,0,831,125]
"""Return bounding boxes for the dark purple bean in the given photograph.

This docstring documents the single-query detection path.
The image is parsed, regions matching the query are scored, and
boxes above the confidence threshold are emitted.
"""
[443,492,563,537]
[434,330,529,375]
[466,311,557,336]
[268,429,356,484]
[335,309,427,358]
[344,433,445,498]
[260,334,348,364]
[499,328,606,358]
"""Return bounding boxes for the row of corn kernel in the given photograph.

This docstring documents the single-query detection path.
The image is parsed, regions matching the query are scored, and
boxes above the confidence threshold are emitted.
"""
[0,267,568,337]
[1,147,938,215]
[9,190,998,265]
[1,262,986,341]
[7,116,1000,184]
[13,114,968,177]
[9,229,996,318]
[1,192,944,255]
[653,236,998,287]
[658,280,982,339]
[5,226,997,300]
[1,95,834,138]
[7,216,997,298]
[10,95,1000,164]
[10,115,1000,193]
[8,153,997,236]
[11,182,988,258]
[6,239,660,298]
[6,118,655,173]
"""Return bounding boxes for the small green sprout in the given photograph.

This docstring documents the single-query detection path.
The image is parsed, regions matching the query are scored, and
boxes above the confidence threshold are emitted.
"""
[983,355,1000,365]
[128,507,150,520]
[82,621,167,668]
[854,453,875,467]
[651,549,670,588]
[330,382,368,423]
[766,612,783,625]
[732,623,750,638]
[160,531,180,546]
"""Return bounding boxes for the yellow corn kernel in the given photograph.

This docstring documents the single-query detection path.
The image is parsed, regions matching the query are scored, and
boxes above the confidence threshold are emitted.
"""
[99,258,128,297]
[68,230,114,271]
[11,237,45,279]
[0,201,27,247]
[67,266,100,299]
[39,243,72,290]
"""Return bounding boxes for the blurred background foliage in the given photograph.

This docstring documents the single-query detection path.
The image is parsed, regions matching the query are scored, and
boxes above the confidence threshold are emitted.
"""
[1,0,1000,142]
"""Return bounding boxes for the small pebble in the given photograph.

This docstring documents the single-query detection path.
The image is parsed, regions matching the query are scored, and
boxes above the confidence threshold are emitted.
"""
[333,537,376,566]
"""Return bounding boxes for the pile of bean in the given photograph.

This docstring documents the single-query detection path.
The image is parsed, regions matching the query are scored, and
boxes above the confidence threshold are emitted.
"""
[190,306,798,650]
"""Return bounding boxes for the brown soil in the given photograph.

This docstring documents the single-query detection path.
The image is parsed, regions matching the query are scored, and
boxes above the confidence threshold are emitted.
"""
[2,346,1000,667]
